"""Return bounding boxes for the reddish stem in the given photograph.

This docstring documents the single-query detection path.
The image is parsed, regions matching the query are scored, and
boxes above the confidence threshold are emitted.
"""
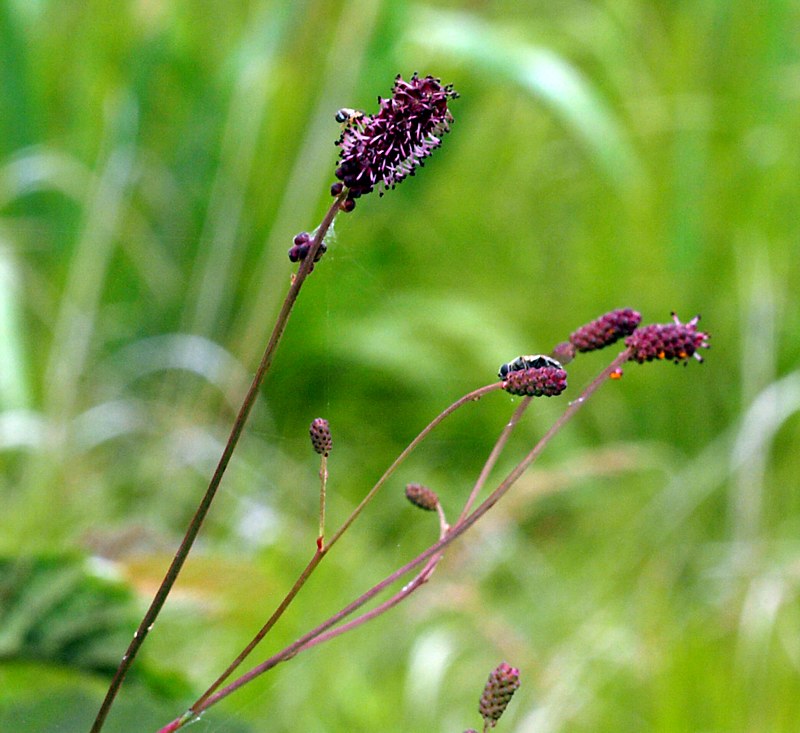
[90,194,345,733]
[167,351,630,725]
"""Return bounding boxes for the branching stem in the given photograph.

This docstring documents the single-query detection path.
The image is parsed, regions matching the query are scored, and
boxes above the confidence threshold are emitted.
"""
[163,350,631,726]
[171,382,501,725]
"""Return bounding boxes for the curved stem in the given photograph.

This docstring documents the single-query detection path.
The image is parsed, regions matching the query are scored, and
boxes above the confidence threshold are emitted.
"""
[90,194,345,733]
[457,395,533,524]
[190,548,325,712]
[176,351,630,723]
[176,382,500,722]
[325,382,501,551]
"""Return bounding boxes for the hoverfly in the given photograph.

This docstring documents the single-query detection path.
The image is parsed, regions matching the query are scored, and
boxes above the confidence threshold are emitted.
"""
[335,107,366,129]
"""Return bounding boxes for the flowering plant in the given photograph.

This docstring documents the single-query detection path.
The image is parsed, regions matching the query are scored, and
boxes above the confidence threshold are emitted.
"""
[87,74,709,733]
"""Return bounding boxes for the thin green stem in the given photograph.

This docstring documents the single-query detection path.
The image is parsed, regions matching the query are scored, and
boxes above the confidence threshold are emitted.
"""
[90,194,345,733]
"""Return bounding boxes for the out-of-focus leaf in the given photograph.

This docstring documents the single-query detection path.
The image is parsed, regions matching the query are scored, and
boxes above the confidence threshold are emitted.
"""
[0,662,253,733]
[0,555,189,698]
[406,5,647,196]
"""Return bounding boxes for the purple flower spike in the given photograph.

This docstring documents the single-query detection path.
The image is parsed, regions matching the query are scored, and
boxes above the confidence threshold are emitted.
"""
[626,312,710,364]
[333,73,458,206]
[479,662,520,728]
[569,308,642,353]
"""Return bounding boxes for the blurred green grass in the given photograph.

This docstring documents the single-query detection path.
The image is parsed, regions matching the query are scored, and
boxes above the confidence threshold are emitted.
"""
[1,0,799,731]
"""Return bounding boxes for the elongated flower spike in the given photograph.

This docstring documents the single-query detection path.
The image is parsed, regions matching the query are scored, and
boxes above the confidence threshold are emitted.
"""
[551,341,576,365]
[333,72,459,210]
[626,312,710,364]
[569,308,642,353]
[479,662,520,729]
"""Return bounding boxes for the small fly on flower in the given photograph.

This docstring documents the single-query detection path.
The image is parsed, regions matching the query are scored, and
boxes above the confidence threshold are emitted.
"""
[498,355,563,380]
[335,107,366,129]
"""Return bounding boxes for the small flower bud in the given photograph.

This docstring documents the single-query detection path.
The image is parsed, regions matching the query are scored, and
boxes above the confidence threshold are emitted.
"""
[502,365,567,397]
[625,312,710,365]
[479,662,520,728]
[405,483,439,511]
[569,308,642,353]
[330,182,344,196]
[551,341,576,365]
[309,418,332,456]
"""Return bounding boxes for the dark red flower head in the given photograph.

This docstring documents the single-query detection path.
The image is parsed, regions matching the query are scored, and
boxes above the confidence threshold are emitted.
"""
[333,73,458,208]
[625,312,710,364]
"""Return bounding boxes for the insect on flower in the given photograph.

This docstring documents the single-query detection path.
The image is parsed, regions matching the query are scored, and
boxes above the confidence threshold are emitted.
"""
[498,355,563,380]
[335,107,366,129]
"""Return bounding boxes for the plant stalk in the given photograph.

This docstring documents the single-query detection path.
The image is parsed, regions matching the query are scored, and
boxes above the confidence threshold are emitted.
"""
[169,351,630,724]
[90,194,345,733]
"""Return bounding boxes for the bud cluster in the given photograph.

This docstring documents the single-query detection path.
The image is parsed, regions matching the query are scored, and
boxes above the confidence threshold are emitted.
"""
[288,232,327,268]
[626,312,709,364]
[309,418,332,456]
[479,662,520,728]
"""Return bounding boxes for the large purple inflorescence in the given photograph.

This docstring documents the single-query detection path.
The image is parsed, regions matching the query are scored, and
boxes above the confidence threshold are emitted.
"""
[333,73,458,210]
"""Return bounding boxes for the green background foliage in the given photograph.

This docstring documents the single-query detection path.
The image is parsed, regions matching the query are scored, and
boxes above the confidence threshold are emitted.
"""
[1,0,799,730]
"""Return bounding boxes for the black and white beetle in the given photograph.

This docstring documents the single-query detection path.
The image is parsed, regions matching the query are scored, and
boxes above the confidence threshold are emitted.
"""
[498,354,563,380]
